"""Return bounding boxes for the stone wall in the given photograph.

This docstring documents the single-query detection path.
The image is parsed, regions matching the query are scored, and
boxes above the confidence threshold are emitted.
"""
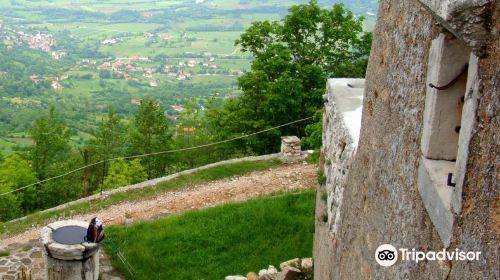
[3,153,282,230]
[313,79,364,279]
[314,0,498,279]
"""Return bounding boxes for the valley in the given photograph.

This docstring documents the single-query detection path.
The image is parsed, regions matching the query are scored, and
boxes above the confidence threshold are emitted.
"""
[0,0,377,154]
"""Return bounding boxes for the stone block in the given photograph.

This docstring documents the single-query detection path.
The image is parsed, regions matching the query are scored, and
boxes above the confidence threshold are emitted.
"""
[279,258,301,270]
[247,272,259,280]
[29,251,42,259]
[225,276,247,280]
[418,157,455,247]
[258,265,278,280]
[300,258,313,272]
[275,267,301,280]
[417,0,491,55]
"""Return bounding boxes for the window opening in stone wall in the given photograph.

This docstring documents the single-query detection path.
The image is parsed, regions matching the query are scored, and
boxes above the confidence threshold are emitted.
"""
[417,31,478,247]
[421,33,469,164]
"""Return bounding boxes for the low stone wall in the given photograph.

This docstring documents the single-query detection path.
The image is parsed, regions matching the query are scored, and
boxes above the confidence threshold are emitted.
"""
[5,154,282,225]
[320,78,364,234]
[225,257,313,280]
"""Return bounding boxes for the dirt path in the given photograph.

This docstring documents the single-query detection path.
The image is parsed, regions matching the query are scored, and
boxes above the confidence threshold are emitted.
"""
[1,162,316,247]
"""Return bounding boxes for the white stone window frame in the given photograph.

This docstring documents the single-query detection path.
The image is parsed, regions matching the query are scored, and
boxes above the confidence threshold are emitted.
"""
[418,32,479,248]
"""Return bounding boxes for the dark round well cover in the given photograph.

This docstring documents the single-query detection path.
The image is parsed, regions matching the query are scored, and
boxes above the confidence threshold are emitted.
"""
[52,226,87,245]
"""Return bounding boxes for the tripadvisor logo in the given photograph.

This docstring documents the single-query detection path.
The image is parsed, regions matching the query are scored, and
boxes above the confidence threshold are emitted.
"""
[375,244,398,267]
[375,244,482,267]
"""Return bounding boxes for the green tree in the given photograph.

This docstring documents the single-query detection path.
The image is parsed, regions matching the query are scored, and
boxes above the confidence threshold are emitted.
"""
[92,109,126,159]
[0,154,37,219]
[36,152,83,209]
[101,159,147,190]
[0,187,20,221]
[29,106,71,179]
[207,1,371,153]
[129,99,172,179]
[82,109,128,194]
[28,106,83,210]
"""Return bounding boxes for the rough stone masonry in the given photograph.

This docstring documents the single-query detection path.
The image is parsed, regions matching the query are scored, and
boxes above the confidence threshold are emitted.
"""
[281,136,302,161]
[314,0,498,279]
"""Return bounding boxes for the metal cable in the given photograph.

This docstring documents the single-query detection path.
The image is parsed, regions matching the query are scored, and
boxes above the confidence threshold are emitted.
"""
[0,116,314,197]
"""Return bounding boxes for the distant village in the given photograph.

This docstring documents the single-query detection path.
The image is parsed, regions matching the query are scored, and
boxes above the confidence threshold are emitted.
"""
[0,23,66,59]
[1,23,245,93]
[0,20,240,122]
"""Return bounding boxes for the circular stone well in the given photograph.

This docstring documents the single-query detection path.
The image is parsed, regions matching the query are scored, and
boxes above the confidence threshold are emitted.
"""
[40,220,100,280]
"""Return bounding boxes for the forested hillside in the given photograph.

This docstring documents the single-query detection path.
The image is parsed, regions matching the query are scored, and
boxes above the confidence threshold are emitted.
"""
[0,0,373,221]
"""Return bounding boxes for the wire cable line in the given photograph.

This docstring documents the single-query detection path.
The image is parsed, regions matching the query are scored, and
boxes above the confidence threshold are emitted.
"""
[0,116,314,197]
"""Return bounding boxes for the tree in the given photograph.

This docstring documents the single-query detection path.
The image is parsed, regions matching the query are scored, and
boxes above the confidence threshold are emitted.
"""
[0,186,20,221]
[28,106,83,209]
[0,154,37,219]
[207,1,371,153]
[29,106,71,179]
[101,159,147,191]
[36,152,83,209]
[80,109,127,195]
[129,98,172,179]
[92,109,127,159]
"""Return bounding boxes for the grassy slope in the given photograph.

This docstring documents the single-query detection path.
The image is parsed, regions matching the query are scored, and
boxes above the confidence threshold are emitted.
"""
[0,159,281,238]
[104,191,315,280]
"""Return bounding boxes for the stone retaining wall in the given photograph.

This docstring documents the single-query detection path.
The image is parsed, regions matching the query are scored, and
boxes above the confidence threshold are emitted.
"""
[5,154,282,226]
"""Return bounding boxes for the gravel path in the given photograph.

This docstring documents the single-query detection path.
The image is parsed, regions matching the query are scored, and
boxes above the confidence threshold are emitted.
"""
[0,162,316,247]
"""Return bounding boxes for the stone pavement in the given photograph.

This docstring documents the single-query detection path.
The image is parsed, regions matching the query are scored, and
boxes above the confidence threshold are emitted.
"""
[0,239,124,280]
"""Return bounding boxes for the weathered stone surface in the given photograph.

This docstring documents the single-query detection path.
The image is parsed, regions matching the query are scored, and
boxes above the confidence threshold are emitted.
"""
[448,2,499,278]
[101,265,113,273]
[225,275,247,280]
[5,243,22,251]
[417,0,492,55]
[101,276,122,280]
[258,274,275,280]
[246,271,259,280]
[280,136,302,162]
[300,258,313,272]
[1,238,121,280]
[320,78,364,237]
[314,0,498,279]
[267,265,278,274]
[275,267,301,280]
[279,258,301,270]
[258,265,278,280]
[41,220,100,280]
[29,251,42,258]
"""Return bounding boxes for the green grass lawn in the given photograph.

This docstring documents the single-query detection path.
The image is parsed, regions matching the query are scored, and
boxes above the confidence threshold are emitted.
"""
[0,159,281,237]
[104,191,315,280]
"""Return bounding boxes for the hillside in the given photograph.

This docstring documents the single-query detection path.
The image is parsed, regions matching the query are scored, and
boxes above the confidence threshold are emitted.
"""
[0,159,316,279]
[0,0,378,154]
